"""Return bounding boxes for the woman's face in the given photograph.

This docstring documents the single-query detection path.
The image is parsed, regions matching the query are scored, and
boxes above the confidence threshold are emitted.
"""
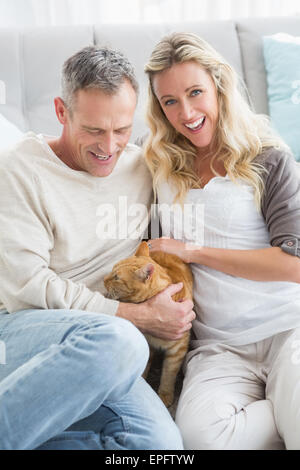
[152,61,219,154]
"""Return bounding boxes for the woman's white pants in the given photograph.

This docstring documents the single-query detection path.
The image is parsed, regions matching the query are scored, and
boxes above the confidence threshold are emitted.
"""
[176,328,300,450]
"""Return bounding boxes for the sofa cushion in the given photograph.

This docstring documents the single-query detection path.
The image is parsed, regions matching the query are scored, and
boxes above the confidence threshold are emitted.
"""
[0,29,26,132]
[22,25,94,137]
[0,113,23,151]
[0,25,95,138]
[236,17,300,115]
[263,33,300,161]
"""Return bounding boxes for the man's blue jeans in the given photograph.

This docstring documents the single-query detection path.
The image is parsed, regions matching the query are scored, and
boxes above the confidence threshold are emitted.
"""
[0,309,183,450]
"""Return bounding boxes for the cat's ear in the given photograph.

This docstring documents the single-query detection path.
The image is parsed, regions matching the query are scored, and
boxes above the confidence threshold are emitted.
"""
[134,263,154,282]
[134,241,149,257]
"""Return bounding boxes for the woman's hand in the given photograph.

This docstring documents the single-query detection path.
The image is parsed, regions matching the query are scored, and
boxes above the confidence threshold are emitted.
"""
[147,236,197,263]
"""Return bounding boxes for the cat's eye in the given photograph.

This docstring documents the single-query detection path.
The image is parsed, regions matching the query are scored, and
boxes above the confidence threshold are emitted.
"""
[113,274,119,280]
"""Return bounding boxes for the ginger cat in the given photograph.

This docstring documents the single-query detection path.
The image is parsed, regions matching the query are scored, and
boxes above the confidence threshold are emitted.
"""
[104,241,193,407]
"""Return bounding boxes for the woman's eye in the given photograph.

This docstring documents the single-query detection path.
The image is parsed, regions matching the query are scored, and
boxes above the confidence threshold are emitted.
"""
[191,89,202,97]
[164,98,176,106]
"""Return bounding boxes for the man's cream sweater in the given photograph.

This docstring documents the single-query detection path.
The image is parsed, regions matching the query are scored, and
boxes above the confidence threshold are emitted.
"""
[0,132,153,314]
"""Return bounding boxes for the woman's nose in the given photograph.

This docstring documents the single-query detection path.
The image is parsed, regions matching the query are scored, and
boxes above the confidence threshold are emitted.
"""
[179,100,195,121]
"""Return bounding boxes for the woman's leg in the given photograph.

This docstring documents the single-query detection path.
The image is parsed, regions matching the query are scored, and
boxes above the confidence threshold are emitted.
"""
[266,328,300,450]
[0,308,182,450]
[176,343,284,450]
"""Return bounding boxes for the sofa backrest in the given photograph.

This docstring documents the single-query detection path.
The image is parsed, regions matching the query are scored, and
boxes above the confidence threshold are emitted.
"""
[0,17,299,143]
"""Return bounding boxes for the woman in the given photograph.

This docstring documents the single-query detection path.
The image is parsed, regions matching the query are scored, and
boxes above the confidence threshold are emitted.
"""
[144,32,300,450]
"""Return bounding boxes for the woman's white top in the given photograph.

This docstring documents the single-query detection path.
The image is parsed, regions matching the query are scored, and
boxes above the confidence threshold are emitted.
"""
[157,169,300,359]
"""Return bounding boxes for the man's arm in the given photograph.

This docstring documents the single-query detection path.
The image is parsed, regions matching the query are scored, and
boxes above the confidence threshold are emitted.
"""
[0,159,194,334]
[0,164,119,315]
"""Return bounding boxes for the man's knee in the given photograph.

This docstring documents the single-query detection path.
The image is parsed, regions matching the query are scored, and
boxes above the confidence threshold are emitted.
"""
[106,316,149,360]
[72,313,149,372]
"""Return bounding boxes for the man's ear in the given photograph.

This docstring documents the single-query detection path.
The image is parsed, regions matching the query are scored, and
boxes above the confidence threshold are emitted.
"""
[135,241,149,257]
[134,263,154,282]
[54,97,69,125]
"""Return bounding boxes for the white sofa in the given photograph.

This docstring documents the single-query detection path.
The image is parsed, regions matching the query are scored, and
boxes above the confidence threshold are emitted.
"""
[1,16,300,144]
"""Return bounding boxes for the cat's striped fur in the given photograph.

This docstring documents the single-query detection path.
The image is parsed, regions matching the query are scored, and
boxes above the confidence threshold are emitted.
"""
[104,241,193,407]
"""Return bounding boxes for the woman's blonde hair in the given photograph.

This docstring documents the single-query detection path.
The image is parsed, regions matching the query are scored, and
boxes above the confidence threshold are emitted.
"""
[144,32,288,208]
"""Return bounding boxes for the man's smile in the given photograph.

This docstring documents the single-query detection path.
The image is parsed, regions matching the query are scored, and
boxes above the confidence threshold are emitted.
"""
[89,151,113,161]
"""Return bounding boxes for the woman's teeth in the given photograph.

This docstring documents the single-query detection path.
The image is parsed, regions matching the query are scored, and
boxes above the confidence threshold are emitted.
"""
[185,116,205,130]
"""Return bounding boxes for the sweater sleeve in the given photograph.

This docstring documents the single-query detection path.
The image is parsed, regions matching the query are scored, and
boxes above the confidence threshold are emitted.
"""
[0,164,119,315]
[259,149,300,257]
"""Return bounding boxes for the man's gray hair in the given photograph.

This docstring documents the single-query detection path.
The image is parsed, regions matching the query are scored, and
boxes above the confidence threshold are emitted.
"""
[61,45,139,110]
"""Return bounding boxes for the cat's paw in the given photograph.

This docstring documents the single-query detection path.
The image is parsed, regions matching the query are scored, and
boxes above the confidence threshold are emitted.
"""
[158,390,174,408]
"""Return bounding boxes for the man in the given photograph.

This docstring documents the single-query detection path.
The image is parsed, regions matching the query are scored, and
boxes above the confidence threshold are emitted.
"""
[0,46,194,450]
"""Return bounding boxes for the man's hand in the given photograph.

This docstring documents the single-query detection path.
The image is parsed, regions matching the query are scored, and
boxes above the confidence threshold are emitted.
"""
[143,283,195,340]
[116,282,196,341]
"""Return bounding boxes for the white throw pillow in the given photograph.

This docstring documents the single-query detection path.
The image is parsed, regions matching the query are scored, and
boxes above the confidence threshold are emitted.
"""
[0,113,23,151]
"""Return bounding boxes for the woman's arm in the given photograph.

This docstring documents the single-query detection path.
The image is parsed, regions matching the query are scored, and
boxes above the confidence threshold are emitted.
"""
[187,245,300,283]
[147,237,300,284]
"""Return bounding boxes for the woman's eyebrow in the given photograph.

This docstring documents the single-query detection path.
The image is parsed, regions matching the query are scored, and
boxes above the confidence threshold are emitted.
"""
[160,84,205,100]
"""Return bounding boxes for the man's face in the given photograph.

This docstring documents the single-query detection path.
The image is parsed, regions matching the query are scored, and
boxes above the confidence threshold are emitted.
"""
[61,81,137,177]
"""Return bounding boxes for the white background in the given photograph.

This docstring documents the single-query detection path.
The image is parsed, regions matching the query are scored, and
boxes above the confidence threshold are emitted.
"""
[0,0,299,27]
